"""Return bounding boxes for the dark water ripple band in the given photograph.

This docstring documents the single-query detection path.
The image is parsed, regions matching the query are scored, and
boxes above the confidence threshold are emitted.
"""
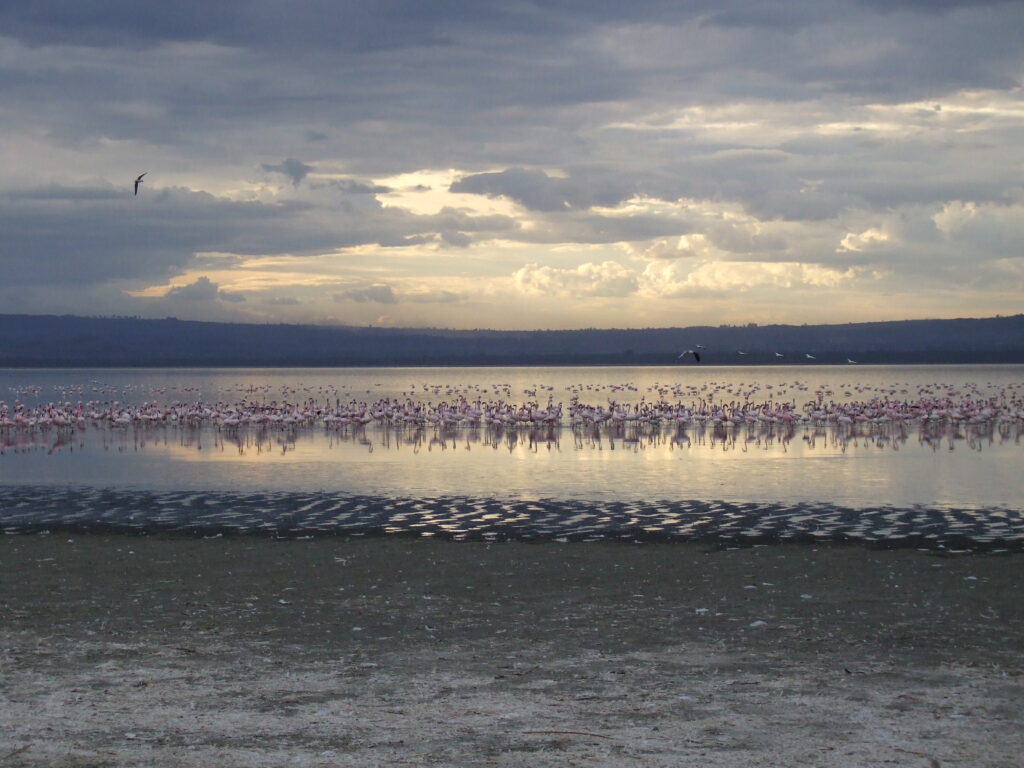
[1,485,1021,551]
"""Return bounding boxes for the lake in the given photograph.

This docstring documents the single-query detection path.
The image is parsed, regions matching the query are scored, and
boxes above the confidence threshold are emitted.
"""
[2,365,1022,548]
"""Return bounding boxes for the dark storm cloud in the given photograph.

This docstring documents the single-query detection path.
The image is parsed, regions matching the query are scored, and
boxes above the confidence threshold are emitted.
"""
[440,231,472,248]
[458,125,1022,227]
[261,158,315,186]
[3,2,1020,117]
[451,168,636,212]
[2,0,1023,322]
[3,1,1019,169]
[452,169,574,212]
[700,4,832,30]
[451,159,841,225]
[0,1,706,51]
[857,0,1015,10]
[0,186,307,286]
[430,208,518,233]
[0,183,519,288]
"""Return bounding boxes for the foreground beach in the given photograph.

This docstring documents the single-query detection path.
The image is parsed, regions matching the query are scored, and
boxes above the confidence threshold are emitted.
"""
[2,537,1022,767]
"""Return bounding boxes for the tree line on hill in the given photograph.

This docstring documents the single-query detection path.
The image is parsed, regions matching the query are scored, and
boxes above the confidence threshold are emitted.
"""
[1,313,1023,366]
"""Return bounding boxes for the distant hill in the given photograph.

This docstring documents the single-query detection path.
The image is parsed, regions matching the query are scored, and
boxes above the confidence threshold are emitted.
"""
[1,313,1023,366]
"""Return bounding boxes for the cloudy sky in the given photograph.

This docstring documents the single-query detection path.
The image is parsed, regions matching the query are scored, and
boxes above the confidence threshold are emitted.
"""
[2,0,1022,329]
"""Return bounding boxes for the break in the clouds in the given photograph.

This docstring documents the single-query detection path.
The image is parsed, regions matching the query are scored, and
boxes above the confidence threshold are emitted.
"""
[1,1,1022,328]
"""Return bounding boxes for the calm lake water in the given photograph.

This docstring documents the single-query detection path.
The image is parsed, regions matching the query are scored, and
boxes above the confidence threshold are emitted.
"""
[2,365,1022,547]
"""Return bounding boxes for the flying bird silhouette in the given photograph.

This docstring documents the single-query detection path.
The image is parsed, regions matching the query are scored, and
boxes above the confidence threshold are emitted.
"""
[678,349,701,363]
[134,172,147,196]
[805,353,816,360]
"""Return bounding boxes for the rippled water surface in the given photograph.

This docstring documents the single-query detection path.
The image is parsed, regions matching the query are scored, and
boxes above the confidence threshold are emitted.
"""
[2,365,1023,545]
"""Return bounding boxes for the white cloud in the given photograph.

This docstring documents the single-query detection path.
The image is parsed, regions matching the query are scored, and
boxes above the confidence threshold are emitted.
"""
[641,259,858,296]
[933,200,979,236]
[513,261,639,298]
[837,227,889,253]
[622,233,715,261]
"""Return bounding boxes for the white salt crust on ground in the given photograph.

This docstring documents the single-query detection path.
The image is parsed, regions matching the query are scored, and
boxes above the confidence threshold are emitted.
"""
[1,537,1022,767]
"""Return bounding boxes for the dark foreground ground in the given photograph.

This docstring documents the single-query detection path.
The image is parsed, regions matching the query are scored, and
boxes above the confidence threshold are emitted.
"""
[1,536,1022,767]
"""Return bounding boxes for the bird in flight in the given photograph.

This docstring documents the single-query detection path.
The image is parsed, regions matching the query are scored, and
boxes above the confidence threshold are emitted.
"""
[134,172,147,196]
[774,352,784,358]
[847,358,858,364]
[678,349,701,363]
[805,353,817,360]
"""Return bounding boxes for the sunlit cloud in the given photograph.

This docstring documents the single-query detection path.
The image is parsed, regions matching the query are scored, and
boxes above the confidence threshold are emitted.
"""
[641,260,858,296]
[837,227,889,253]
[514,261,639,298]
[376,169,521,217]
[0,1,1022,328]
[621,233,716,261]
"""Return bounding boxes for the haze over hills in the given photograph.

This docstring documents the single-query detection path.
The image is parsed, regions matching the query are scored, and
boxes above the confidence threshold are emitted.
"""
[1,314,1023,367]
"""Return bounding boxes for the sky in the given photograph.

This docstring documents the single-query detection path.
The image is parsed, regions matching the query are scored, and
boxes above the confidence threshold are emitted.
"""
[1,0,1023,330]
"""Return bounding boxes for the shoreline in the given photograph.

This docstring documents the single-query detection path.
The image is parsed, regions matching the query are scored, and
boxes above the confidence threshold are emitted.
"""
[2,537,1022,766]
[4,485,1023,551]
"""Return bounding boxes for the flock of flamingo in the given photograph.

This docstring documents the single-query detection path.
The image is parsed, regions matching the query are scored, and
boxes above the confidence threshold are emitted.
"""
[2,377,1023,440]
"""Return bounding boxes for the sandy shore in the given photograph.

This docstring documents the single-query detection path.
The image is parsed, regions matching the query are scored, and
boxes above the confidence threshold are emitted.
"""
[2,536,1022,767]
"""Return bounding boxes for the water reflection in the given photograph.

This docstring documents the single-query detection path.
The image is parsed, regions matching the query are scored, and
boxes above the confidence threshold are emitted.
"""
[1,366,1022,510]
[4,416,1021,459]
